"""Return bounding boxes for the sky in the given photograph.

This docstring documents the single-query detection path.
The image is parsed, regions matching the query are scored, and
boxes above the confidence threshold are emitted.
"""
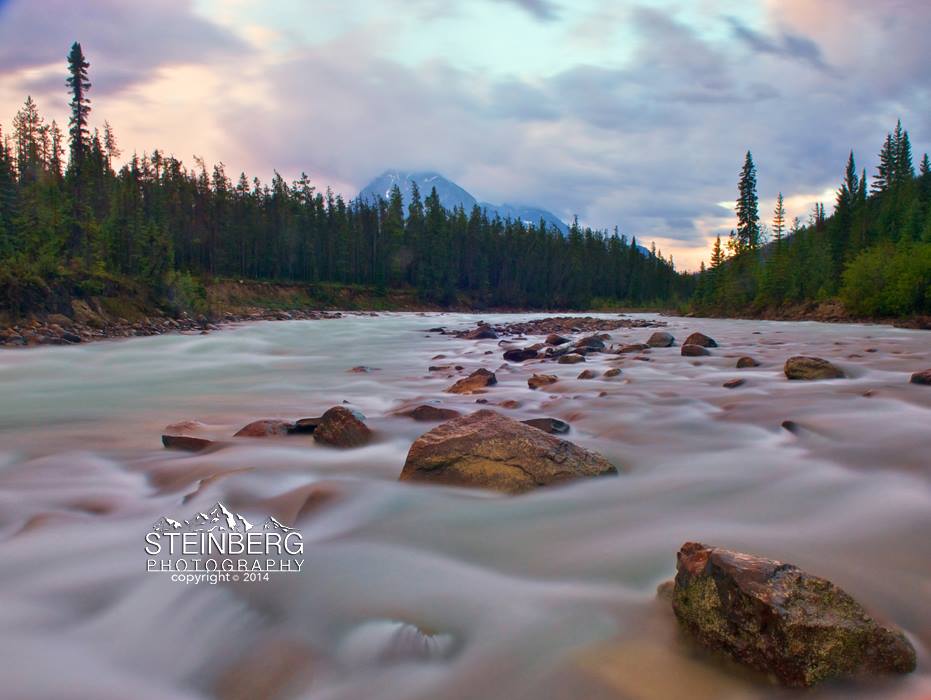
[0,0,929,270]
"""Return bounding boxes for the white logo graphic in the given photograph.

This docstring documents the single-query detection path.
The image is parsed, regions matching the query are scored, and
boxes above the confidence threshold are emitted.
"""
[146,502,304,584]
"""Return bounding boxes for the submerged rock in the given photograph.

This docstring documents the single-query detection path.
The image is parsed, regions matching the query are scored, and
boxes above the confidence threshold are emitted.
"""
[574,335,606,352]
[670,542,916,687]
[909,369,931,385]
[683,332,717,348]
[558,353,586,364]
[313,407,371,448]
[289,417,321,434]
[528,373,558,390]
[396,405,462,422]
[722,378,745,389]
[736,356,760,368]
[522,417,570,434]
[545,333,570,346]
[603,368,622,378]
[234,419,295,437]
[646,331,675,347]
[618,343,649,354]
[784,356,845,380]
[681,344,710,357]
[446,368,497,394]
[577,369,597,379]
[162,435,215,452]
[398,410,617,494]
[463,325,498,340]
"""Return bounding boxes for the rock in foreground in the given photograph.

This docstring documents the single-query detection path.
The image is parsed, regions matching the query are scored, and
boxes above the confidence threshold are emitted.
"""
[313,407,371,448]
[399,410,617,494]
[681,344,710,357]
[684,332,717,348]
[528,373,558,390]
[234,419,295,437]
[910,369,931,385]
[647,331,675,347]
[671,542,916,687]
[784,356,845,380]
[396,405,462,422]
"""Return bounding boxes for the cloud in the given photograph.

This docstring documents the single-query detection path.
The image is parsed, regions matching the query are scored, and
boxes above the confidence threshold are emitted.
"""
[727,17,830,71]
[497,0,560,22]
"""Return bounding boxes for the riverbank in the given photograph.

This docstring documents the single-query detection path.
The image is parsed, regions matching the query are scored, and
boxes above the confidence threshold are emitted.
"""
[683,299,931,330]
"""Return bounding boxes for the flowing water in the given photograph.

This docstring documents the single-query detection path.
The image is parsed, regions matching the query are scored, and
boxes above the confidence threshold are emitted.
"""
[0,312,929,700]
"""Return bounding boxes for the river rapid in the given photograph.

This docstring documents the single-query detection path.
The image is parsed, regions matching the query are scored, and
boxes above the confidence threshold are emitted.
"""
[0,312,929,700]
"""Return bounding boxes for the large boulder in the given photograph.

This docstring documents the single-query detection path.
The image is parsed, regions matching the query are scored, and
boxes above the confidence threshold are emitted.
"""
[313,407,371,448]
[684,332,717,348]
[671,542,916,687]
[909,369,931,385]
[646,331,675,347]
[784,356,844,380]
[398,410,617,494]
[463,325,498,340]
[446,368,497,394]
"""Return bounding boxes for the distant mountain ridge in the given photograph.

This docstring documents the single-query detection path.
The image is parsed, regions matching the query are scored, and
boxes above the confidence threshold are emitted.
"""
[358,170,570,235]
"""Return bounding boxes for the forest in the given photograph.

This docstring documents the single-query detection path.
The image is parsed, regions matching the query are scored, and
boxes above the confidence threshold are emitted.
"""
[0,43,684,316]
[1,42,928,320]
[693,125,931,318]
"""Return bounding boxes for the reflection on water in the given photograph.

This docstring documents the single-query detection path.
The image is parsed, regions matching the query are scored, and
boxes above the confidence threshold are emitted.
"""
[0,313,929,699]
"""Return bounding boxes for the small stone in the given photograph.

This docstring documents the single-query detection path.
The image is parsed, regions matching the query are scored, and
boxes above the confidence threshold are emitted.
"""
[646,331,675,347]
[234,419,295,437]
[528,374,558,390]
[683,332,717,348]
[503,347,538,362]
[736,356,759,368]
[446,368,497,394]
[577,369,597,379]
[558,353,586,364]
[162,435,215,452]
[618,343,649,354]
[498,400,521,409]
[603,368,622,378]
[722,378,745,389]
[349,365,379,373]
[313,406,372,448]
[545,334,570,346]
[396,405,461,422]
[909,369,931,385]
[522,417,570,434]
[463,325,498,340]
[681,344,710,357]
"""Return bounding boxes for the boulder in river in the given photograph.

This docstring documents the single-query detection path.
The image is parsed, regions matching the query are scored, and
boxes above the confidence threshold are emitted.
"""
[162,435,216,452]
[603,368,622,378]
[670,542,916,687]
[503,347,538,362]
[683,332,717,348]
[522,417,570,434]
[577,369,597,379]
[909,369,931,385]
[558,353,586,364]
[736,356,760,368]
[463,325,498,340]
[646,331,675,347]
[528,373,558,390]
[618,343,649,354]
[396,405,462,422]
[545,333,570,346]
[574,335,606,352]
[446,368,497,394]
[313,407,372,448]
[784,356,845,380]
[398,410,617,494]
[234,419,295,437]
[681,344,710,357]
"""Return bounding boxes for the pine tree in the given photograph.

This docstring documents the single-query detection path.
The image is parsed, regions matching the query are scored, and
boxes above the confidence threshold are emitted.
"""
[735,151,760,252]
[772,192,786,242]
[873,132,894,194]
[66,42,91,169]
[920,153,930,178]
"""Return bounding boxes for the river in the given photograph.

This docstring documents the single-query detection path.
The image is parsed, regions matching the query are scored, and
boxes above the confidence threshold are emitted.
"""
[0,312,928,699]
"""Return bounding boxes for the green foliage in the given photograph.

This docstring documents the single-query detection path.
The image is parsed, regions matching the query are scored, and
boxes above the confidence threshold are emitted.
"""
[840,242,931,316]
[164,271,208,316]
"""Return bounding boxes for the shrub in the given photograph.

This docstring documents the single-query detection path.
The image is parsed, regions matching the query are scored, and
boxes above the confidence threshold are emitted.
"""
[841,242,931,316]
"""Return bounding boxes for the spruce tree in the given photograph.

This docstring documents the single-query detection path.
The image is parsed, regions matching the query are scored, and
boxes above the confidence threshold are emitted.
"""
[772,192,786,242]
[735,151,760,252]
[66,42,91,168]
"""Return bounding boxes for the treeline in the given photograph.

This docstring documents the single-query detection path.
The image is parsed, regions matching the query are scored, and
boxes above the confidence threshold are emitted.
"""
[694,123,931,317]
[0,43,687,313]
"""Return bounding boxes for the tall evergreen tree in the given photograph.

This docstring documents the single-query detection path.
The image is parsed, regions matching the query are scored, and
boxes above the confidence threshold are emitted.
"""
[772,192,786,241]
[66,42,91,168]
[735,151,760,252]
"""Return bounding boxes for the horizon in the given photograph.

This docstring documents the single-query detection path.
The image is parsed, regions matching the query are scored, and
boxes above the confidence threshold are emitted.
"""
[1,1,929,271]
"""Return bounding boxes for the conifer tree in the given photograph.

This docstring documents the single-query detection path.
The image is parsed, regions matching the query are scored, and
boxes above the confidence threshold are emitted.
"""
[772,192,786,242]
[735,151,760,252]
[66,42,91,168]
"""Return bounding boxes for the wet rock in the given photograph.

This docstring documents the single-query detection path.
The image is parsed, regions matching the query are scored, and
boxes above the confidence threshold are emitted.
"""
[545,333,570,346]
[431,354,447,360]
[723,378,745,389]
[577,369,597,379]
[647,331,675,347]
[784,356,845,380]
[670,542,916,687]
[446,368,497,394]
[683,332,717,348]
[463,325,498,340]
[503,347,539,362]
[528,373,558,390]
[289,417,321,434]
[234,419,295,437]
[603,368,622,378]
[349,365,379,373]
[681,344,710,357]
[396,405,462,422]
[618,343,649,354]
[164,419,209,435]
[313,406,372,448]
[736,356,760,368]
[398,410,617,494]
[558,353,586,365]
[162,435,216,452]
[574,335,606,352]
[781,420,800,434]
[498,399,521,409]
[909,369,931,385]
[522,417,570,434]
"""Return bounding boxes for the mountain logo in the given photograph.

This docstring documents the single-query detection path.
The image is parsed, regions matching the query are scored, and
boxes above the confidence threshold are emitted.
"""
[150,501,292,534]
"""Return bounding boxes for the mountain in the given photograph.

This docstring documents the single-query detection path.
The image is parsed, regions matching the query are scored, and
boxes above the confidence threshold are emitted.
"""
[358,170,569,235]
[150,502,255,533]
